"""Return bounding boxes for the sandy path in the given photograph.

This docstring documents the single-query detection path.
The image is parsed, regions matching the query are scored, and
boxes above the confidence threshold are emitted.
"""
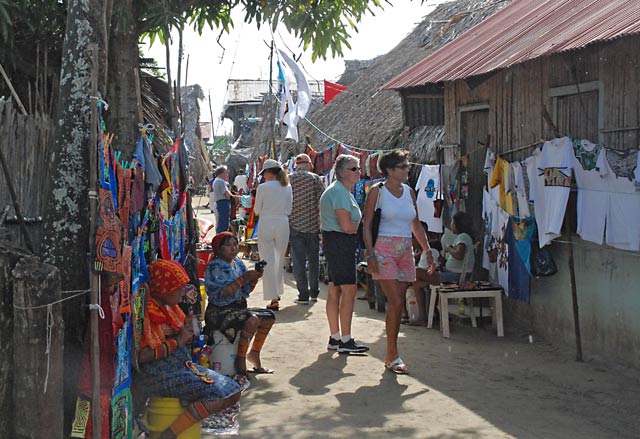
[193,198,640,439]
[220,273,639,439]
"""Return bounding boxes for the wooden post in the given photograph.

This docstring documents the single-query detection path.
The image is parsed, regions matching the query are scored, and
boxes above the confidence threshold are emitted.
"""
[12,255,63,439]
[87,43,102,438]
[566,224,583,362]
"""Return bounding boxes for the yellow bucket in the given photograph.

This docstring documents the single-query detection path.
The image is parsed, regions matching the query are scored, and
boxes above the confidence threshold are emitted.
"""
[145,397,201,439]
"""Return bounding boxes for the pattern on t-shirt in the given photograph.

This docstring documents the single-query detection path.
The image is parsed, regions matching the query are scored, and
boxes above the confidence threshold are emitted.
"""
[606,148,638,180]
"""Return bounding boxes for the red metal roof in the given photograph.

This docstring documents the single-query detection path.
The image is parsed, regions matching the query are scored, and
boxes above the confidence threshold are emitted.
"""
[384,0,640,89]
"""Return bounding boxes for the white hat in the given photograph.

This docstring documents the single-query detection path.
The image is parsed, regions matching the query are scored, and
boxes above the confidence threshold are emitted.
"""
[259,159,281,175]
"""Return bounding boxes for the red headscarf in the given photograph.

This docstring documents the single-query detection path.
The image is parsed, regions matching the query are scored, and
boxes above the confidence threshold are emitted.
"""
[141,259,188,349]
[210,231,235,257]
[147,259,190,297]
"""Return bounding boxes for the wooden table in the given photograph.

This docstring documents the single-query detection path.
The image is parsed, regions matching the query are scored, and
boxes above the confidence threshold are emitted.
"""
[428,284,504,339]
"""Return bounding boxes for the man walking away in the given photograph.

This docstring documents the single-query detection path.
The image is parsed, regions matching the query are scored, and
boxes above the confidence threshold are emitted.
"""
[213,165,233,233]
[289,154,325,304]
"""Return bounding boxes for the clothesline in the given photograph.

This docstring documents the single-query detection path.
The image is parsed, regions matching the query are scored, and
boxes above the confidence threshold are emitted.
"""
[302,116,404,153]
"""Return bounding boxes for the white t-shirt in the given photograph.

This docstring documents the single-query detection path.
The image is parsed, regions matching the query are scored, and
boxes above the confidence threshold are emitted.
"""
[512,161,531,217]
[572,143,607,245]
[536,137,575,247]
[233,174,248,192]
[597,151,640,251]
[482,189,499,272]
[495,207,510,296]
[415,164,443,233]
[377,184,416,238]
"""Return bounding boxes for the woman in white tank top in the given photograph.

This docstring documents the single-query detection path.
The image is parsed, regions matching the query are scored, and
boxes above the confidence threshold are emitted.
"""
[362,151,435,375]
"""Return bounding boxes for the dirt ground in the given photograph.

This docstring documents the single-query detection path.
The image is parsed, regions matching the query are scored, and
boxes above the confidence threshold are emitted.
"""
[194,199,640,439]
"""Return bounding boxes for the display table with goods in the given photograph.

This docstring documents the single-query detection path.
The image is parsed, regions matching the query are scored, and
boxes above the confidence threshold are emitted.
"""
[428,282,504,339]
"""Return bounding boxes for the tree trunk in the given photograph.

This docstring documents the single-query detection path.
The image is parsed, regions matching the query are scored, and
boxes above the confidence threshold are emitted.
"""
[42,0,107,334]
[41,0,107,431]
[106,0,140,159]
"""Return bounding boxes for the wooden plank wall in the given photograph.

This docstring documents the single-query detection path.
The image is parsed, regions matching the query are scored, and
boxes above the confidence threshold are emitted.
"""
[0,100,54,251]
[443,34,640,155]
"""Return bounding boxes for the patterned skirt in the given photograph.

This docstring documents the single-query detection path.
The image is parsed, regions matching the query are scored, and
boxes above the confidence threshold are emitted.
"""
[138,346,241,401]
[204,300,276,344]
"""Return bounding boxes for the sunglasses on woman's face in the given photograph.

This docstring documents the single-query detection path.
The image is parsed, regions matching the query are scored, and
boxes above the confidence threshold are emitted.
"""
[349,166,361,172]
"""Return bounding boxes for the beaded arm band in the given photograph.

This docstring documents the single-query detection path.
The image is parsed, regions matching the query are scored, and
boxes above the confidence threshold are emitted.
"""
[224,275,245,295]
[153,338,178,360]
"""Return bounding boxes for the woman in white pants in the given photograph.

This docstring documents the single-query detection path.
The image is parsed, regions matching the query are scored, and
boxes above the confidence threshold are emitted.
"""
[254,159,292,310]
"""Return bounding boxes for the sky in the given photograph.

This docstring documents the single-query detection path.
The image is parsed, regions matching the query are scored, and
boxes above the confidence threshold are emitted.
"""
[142,1,446,135]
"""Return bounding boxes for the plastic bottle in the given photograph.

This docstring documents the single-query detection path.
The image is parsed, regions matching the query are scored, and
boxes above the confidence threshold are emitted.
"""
[406,287,418,323]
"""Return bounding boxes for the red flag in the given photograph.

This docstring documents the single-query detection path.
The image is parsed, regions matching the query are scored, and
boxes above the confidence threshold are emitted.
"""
[324,80,348,105]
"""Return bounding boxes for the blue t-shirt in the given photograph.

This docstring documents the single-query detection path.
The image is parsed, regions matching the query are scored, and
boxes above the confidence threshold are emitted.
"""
[320,180,362,232]
[204,257,251,306]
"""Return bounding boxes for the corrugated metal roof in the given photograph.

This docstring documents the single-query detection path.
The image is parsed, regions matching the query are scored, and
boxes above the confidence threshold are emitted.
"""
[383,0,640,89]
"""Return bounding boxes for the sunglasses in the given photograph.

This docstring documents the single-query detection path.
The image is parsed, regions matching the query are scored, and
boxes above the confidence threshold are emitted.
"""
[348,166,361,172]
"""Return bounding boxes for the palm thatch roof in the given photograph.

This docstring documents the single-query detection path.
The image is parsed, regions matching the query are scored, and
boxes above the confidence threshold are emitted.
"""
[296,0,511,165]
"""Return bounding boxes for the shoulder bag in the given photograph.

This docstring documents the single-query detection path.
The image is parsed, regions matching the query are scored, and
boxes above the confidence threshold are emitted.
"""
[358,182,384,248]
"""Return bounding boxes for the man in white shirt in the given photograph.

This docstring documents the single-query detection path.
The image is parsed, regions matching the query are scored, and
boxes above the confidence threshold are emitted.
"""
[212,165,232,233]
[233,169,249,194]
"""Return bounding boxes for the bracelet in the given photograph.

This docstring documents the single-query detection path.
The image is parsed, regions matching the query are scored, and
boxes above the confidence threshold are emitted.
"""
[365,253,376,261]
[236,276,245,287]
[153,338,178,360]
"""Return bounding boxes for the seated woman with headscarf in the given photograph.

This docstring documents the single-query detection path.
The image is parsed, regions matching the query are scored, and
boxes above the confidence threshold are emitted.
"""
[137,259,243,439]
[204,231,276,376]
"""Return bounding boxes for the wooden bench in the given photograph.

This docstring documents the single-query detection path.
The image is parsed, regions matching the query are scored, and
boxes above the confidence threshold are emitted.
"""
[427,284,504,339]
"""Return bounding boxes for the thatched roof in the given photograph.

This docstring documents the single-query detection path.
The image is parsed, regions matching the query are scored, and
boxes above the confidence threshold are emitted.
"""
[296,0,512,164]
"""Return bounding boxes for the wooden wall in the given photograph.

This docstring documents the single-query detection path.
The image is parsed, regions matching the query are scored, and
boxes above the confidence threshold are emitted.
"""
[0,100,54,251]
[443,34,640,156]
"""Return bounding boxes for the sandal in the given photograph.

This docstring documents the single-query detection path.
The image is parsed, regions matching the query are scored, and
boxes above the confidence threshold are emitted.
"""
[385,357,409,375]
[249,367,274,374]
[266,299,279,311]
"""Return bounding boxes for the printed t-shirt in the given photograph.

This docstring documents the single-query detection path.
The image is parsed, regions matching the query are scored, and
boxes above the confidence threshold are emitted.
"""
[536,137,575,247]
[597,150,640,251]
[320,180,362,232]
[489,157,517,215]
[572,142,607,245]
[506,217,532,303]
[414,164,443,233]
[482,189,499,272]
[494,207,510,296]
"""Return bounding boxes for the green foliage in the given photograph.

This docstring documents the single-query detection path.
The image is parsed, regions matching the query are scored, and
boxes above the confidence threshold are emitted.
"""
[206,135,233,158]
[139,0,386,61]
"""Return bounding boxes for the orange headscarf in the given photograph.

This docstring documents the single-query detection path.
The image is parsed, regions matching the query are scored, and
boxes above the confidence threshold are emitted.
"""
[140,259,188,349]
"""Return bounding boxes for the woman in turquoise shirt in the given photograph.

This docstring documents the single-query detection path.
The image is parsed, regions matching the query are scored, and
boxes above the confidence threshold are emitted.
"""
[319,154,369,354]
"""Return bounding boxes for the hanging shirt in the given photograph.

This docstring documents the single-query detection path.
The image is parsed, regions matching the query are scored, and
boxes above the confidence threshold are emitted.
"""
[512,162,530,217]
[482,189,499,271]
[415,164,443,233]
[506,217,533,303]
[572,143,607,245]
[489,157,516,215]
[494,207,510,296]
[597,150,640,251]
[536,137,575,247]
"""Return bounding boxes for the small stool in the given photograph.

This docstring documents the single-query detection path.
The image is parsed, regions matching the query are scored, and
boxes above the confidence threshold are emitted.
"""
[145,397,200,439]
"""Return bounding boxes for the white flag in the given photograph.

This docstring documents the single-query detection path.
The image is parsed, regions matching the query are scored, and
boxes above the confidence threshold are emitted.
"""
[278,49,310,142]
